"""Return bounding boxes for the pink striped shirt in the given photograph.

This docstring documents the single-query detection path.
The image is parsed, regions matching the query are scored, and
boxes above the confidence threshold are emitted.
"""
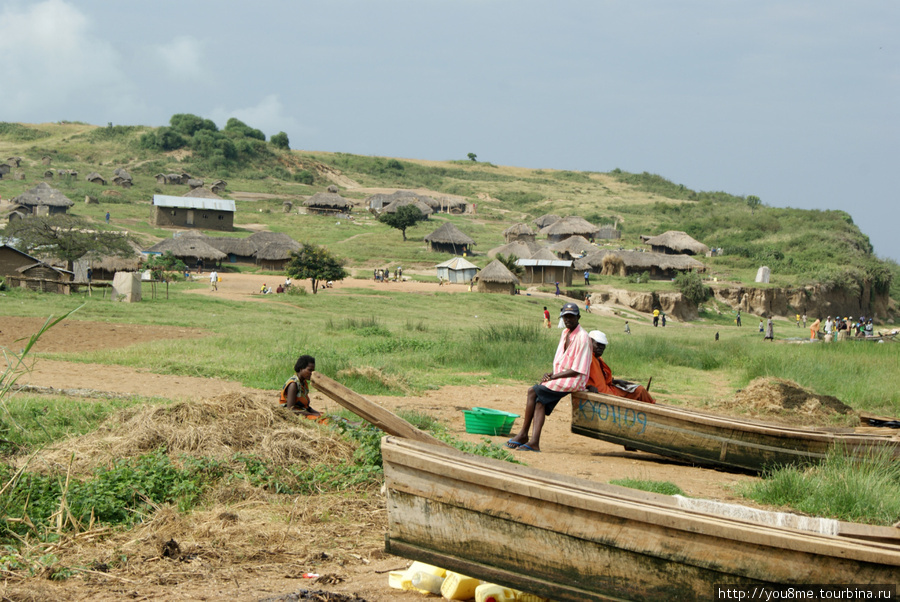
[544,324,591,393]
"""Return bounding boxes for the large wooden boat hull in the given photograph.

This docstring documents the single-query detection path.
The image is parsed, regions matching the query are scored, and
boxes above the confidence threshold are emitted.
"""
[383,436,900,602]
[571,391,900,473]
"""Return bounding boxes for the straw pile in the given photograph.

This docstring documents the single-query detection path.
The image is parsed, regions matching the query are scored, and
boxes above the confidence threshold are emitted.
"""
[24,392,355,476]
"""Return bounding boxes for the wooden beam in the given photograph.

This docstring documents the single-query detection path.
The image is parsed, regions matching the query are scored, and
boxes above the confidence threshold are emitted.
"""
[311,372,452,448]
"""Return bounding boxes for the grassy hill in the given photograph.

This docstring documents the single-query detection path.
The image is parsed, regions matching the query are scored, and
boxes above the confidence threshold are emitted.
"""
[1,119,896,302]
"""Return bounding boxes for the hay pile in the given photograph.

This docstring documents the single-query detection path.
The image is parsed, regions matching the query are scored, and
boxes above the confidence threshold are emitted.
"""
[23,392,355,476]
[715,378,856,426]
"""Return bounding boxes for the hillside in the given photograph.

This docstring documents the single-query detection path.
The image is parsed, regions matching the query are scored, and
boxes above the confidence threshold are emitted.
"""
[0,119,895,308]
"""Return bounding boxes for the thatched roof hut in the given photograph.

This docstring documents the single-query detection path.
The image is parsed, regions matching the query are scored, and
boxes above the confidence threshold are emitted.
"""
[113,168,132,180]
[183,187,223,199]
[85,172,107,185]
[256,240,301,271]
[549,235,595,259]
[541,216,600,243]
[503,222,536,243]
[111,175,133,188]
[145,237,227,264]
[187,178,204,189]
[475,259,519,294]
[304,192,353,215]
[643,230,709,256]
[365,193,395,212]
[530,247,559,261]
[533,214,561,229]
[246,231,298,253]
[207,237,257,262]
[488,240,543,260]
[582,249,705,279]
[382,198,434,217]
[75,240,144,280]
[11,182,74,215]
[211,180,227,194]
[424,222,475,255]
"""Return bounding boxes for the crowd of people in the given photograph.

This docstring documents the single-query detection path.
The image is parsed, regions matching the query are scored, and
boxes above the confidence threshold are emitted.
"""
[374,267,403,282]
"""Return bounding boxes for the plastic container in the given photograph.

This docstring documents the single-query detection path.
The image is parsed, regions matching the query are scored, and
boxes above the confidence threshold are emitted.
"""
[411,571,444,595]
[475,583,518,602]
[472,407,519,435]
[441,571,481,600]
[387,571,406,590]
[474,583,549,602]
[463,408,520,435]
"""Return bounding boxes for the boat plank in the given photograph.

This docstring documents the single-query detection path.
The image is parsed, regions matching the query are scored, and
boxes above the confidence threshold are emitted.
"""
[571,391,900,473]
[383,437,900,602]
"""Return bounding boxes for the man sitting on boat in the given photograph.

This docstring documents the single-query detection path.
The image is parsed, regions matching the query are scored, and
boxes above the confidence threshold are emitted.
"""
[506,302,592,452]
[585,330,655,404]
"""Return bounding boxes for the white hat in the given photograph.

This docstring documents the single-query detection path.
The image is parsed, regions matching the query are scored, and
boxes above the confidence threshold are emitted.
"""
[588,330,608,345]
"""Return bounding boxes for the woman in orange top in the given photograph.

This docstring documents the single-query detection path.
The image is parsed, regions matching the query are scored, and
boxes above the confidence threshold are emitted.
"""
[585,330,655,404]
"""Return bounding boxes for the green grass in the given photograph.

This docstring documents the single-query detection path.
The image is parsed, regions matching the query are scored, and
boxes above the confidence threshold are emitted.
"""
[0,394,159,454]
[740,446,900,525]
[609,478,685,496]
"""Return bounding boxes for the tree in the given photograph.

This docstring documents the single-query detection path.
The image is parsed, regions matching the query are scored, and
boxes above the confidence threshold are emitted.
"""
[270,131,290,150]
[378,205,427,241]
[673,271,711,306]
[496,253,524,277]
[144,251,187,282]
[169,113,218,136]
[467,153,477,162]
[746,195,761,214]
[284,243,348,294]
[4,215,134,271]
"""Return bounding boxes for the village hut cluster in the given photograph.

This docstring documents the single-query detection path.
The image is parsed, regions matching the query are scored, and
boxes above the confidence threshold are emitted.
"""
[0,171,711,302]
[431,209,709,295]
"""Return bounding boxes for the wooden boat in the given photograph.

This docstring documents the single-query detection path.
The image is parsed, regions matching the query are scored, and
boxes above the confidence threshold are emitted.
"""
[570,391,900,473]
[383,436,900,602]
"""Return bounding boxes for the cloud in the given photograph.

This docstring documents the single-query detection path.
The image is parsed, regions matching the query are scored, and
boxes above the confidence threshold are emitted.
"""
[210,95,307,141]
[0,0,140,122]
[153,36,205,80]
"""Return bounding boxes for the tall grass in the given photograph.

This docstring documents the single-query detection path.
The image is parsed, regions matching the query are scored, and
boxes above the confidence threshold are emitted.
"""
[740,446,900,525]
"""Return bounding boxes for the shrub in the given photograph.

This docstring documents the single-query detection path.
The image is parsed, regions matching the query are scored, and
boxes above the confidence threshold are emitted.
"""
[270,131,290,149]
[674,271,710,305]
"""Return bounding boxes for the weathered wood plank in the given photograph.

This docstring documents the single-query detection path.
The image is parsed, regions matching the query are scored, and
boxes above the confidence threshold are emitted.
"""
[311,372,452,448]
[382,437,900,602]
[571,391,900,473]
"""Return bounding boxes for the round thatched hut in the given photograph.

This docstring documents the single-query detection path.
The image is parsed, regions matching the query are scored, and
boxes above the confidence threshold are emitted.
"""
[549,235,595,259]
[304,192,353,215]
[145,237,226,268]
[381,198,434,217]
[541,216,600,243]
[207,237,257,264]
[10,182,74,216]
[503,222,536,243]
[643,231,709,256]
[533,214,561,229]
[487,240,543,260]
[182,187,223,199]
[475,260,519,295]
[424,222,475,255]
[85,172,107,185]
[256,241,301,271]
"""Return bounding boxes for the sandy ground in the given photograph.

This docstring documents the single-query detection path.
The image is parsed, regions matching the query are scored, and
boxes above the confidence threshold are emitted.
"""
[1,293,760,601]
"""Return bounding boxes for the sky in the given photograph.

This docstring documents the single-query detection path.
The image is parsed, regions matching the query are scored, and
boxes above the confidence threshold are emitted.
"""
[1,0,897,261]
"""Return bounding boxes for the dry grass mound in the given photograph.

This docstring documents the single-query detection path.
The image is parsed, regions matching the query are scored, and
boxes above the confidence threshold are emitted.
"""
[714,378,857,426]
[22,392,355,476]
